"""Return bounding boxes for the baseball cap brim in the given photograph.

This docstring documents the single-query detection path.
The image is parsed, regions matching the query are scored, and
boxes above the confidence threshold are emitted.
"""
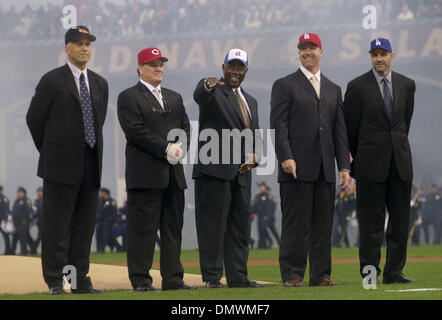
[297,41,319,49]
[225,57,247,66]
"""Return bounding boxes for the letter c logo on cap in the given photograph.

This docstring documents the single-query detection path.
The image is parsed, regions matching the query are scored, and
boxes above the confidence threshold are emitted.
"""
[152,49,160,55]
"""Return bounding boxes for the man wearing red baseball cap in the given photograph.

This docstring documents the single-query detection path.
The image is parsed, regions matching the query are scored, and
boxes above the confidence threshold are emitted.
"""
[117,47,193,291]
[271,33,350,287]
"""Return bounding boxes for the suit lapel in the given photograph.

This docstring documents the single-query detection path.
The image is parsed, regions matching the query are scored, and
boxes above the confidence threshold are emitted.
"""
[367,71,390,122]
[87,70,102,125]
[138,81,163,112]
[220,80,246,129]
[391,71,400,125]
[64,64,80,104]
[294,69,318,99]
[242,88,257,129]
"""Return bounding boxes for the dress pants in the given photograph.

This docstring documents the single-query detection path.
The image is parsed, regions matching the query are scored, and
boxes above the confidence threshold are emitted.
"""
[357,157,412,278]
[41,146,99,288]
[126,167,185,289]
[279,165,335,285]
[195,174,251,284]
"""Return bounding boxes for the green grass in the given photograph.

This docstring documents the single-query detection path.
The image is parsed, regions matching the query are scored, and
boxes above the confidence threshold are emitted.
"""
[2,245,442,300]
[85,245,442,264]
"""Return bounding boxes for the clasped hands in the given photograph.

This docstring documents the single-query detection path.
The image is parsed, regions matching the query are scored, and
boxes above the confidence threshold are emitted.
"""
[166,142,184,164]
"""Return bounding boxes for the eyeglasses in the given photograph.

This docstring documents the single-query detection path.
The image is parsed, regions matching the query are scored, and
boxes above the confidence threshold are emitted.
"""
[142,87,171,114]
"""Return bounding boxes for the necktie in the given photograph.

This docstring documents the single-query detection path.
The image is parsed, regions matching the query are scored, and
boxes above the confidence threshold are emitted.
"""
[235,89,251,128]
[382,77,393,122]
[79,73,96,148]
[153,88,164,110]
[310,76,320,97]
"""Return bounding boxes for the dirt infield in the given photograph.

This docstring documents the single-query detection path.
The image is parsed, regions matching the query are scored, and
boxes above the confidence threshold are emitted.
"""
[0,256,207,294]
[105,256,442,269]
[0,256,272,295]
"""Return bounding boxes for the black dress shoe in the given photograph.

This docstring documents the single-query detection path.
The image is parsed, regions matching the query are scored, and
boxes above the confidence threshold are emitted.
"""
[382,273,415,284]
[49,286,66,295]
[133,285,156,292]
[71,286,104,294]
[162,283,197,291]
[205,281,224,288]
[228,280,264,288]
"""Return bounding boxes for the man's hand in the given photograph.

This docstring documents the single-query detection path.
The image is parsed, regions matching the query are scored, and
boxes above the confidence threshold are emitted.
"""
[166,142,184,164]
[339,170,351,190]
[238,153,257,174]
[281,159,297,179]
[204,77,225,90]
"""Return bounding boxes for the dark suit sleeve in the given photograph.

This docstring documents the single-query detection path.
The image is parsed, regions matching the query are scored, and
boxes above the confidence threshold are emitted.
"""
[405,79,415,134]
[343,80,362,157]
[117,90,169,159]
[26,73,55,151]
[270,78,293,163]
[193,79,214,108]
[334,89,351,171]
[102,79,109,123]
[178,93,191,151]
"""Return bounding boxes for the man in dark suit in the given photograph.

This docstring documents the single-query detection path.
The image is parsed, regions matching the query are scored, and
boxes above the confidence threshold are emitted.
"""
[117,47,193,291]
[344,38,416,284]
[193,48,263,289]
[270,33,350,287]
[26,26,108,294]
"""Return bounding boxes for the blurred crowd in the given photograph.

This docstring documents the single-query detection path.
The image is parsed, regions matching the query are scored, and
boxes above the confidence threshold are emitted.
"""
[1,179,442,255]
[331,181,442,248]
[0,0,441,42]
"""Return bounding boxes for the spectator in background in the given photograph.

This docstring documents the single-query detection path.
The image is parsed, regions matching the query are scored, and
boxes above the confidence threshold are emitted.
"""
[11,187,33,256]
[95,188,118,253]
[29,186,43,254]
[0,185,12,255]
[396,3,415,21]
[422,184,441,245]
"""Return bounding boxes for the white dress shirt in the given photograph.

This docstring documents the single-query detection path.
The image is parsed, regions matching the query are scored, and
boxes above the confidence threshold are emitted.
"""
[67,60,90,95]
[139,78,164,109]
[300,65,321,97]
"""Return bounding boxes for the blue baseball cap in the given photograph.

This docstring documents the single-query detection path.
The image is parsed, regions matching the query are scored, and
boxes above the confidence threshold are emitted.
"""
[369,38,392,53]
[224,48,248,66]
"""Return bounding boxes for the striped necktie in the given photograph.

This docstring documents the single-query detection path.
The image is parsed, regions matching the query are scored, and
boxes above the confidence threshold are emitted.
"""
[382,77,393,122]
[235,89,251,128]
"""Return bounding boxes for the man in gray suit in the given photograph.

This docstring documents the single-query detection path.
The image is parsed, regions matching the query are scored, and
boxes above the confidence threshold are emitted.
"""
[270,33,350,287]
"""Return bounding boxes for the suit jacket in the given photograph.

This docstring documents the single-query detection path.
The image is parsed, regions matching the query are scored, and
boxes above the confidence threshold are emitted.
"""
[117,81,190,190]
[26,64,108,186]
[270,69,350,183]
[192,78,260,188]
[343,70,415,182]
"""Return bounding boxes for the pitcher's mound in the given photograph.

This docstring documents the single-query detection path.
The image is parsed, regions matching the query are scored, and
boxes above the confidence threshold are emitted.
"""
[0,256,209,294]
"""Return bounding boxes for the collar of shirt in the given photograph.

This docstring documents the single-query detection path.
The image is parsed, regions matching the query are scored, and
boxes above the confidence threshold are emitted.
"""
[300,65,321,83]
[67,60,89,94]
[372,68,393,98]
[139,78,162,98]
[232,87,251,119]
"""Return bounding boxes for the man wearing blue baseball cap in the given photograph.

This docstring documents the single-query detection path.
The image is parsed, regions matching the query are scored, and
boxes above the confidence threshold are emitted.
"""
[343,38,416,285]
[192,48,263,288]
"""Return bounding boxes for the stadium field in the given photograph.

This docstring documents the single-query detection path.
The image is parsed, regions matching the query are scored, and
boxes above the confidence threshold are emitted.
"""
[1,245,441,300]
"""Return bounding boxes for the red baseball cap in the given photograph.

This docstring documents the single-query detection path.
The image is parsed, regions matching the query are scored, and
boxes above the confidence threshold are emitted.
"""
[297,33,322,49]
[138,47,168,65]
